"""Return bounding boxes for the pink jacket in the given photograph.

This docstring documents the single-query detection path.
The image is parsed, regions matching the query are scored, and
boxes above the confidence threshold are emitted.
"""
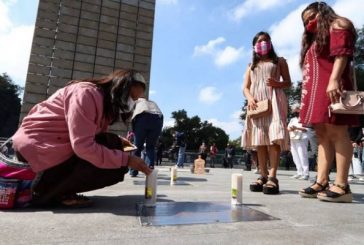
[12,82,129,173]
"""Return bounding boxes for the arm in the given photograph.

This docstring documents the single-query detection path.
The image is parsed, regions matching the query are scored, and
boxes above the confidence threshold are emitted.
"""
[326,56,348,103]
[267,58,292,89]
[242,65,257,110]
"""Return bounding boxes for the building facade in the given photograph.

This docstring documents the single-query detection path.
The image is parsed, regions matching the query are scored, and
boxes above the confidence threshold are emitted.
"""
[21,0,155,133]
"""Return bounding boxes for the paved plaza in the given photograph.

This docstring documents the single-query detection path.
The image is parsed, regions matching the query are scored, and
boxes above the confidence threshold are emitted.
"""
[1,164,364,245]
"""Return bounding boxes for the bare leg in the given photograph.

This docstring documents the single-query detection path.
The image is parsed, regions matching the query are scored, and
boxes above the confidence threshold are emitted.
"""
[323,124,352,194]
[268,144,281,178]
[257,146,269,177]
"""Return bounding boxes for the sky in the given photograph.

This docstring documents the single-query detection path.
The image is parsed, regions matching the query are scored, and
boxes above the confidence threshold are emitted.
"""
[1,0,364,140]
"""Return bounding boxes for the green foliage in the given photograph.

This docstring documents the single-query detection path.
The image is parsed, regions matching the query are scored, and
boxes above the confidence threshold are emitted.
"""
[161,109,229,151]
[0,73,23,137]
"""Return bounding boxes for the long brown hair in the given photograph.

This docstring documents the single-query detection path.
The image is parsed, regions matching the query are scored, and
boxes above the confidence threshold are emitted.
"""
[67,69,146,124]
[300,1,356,67]
[251,32,278,70]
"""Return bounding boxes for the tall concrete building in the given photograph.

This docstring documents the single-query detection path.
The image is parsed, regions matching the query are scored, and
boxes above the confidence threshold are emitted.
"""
[21,0,155,133]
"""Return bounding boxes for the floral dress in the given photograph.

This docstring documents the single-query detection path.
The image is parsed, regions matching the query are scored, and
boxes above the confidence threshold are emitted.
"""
[300,29,358,126]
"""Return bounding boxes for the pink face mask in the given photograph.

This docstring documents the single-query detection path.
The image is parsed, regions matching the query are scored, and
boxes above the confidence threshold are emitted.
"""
[254,41,271,56]
[306,17,318,33]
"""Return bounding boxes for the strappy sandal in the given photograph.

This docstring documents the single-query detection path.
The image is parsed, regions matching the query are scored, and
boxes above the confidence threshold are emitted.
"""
[263,176,279,195]
[250,176,267,192]
[299,181,328,198]
[317,183,352,203]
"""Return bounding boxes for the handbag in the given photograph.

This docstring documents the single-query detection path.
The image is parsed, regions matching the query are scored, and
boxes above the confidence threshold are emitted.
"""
[247,99,272,119]
[329,61,364,116]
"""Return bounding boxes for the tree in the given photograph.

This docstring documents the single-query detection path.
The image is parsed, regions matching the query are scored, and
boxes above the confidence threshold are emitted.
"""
[0,73,23,137]
[355,25,364,90]
[161,110,229,151]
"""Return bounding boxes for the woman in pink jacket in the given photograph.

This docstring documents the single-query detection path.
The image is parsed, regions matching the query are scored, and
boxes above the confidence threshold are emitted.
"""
[12,69,152,208]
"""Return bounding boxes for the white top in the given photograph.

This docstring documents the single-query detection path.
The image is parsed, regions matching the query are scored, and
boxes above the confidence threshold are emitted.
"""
[287,117,308,140]
[131,98,163,120]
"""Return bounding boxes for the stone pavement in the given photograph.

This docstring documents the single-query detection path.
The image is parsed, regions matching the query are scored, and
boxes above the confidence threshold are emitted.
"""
[1,164,364,245]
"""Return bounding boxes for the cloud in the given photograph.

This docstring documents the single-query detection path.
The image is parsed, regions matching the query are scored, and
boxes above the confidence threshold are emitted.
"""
[269,4,306,83]
[231,0,293,21]
[333,0,364,28]
[193,37,244,67]
[149,90,157,95]
[207,118,242,140]
[198,86,223,105]
[163,119,175,129]
[158,0,178,5]
[269,0,364,83]
[193,37,225,56]
[0,0,34,86]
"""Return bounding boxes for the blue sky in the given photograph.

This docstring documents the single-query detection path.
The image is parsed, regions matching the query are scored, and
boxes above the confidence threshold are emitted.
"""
[1,0,363,140]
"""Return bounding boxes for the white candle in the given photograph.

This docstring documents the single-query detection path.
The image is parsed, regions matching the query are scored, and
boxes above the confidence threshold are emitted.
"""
[170,167,177,186]
[231,173,243,205]
[144,169,158,207]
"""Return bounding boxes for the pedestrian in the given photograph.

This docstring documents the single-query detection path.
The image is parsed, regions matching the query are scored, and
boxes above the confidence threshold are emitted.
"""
[224,144,235,168]
[199,142,208,161]
[209,143,218,168]
[298,2,358,202]
[129,98,163,176]
[241,31,292,194]
[156,139,165,166]
[288,104,310,180]
[11,69,152,207]
[175,131,186,168]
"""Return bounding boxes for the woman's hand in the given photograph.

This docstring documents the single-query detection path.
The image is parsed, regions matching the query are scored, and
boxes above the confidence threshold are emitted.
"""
[120,136,134,148]
[127,155,152,175]
[247,97,257,111]
[266,78,281,88]
[326,78,342,104]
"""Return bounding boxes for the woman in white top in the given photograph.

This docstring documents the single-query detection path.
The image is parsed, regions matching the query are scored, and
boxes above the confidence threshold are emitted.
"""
[129,98,163,176]
[288,104,310,180]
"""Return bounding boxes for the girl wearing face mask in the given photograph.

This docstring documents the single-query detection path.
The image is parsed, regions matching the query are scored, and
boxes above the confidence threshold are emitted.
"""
[12,69,152,208]
[242,31,292,195]
[298,2,358,203]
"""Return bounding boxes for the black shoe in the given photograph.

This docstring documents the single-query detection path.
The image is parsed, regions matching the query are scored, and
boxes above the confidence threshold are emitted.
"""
[263,176,279,195]
[250,176,267,192]
[299,181,328,198]
[317,183,352,203]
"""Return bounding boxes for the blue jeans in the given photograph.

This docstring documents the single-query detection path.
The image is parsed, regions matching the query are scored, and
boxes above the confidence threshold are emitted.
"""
[176,146,186,167]
[130,113,163,176]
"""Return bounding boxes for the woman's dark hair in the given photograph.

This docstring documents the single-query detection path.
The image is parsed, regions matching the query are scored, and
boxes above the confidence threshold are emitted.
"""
[299,1,356,67]
[251,31,278,70]
[67,69,146,124]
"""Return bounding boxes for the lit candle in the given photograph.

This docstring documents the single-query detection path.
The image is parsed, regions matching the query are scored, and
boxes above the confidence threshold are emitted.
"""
[144,169,158,207]
[170,167,177,186]
[231,173,243,205]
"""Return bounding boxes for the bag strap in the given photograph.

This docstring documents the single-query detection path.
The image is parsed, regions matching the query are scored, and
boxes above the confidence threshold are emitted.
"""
[0,137,12,149]
[352,60,358,91]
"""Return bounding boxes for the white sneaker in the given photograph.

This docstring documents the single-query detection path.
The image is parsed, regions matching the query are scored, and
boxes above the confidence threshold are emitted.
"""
[254,169,259,174]
[299,175,309,180]
[290,174,301,179]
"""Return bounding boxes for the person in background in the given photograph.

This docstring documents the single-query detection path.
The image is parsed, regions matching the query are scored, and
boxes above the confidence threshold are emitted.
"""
[288,104,310,180]
[298,2,358,202]
[129,97,163,177]
[156,139,165,166]
[175,131,186,168]
[209,143,218,168]
[199,142,208,161]
[224,144,236,168]
[241,31,292,195]
[12,69,152,208]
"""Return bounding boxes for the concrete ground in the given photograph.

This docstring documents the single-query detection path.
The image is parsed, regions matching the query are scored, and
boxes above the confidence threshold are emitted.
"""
[1,163,364,245]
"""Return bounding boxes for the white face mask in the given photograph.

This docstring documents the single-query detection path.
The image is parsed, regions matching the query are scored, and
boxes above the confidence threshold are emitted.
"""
[127,96,136,111]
